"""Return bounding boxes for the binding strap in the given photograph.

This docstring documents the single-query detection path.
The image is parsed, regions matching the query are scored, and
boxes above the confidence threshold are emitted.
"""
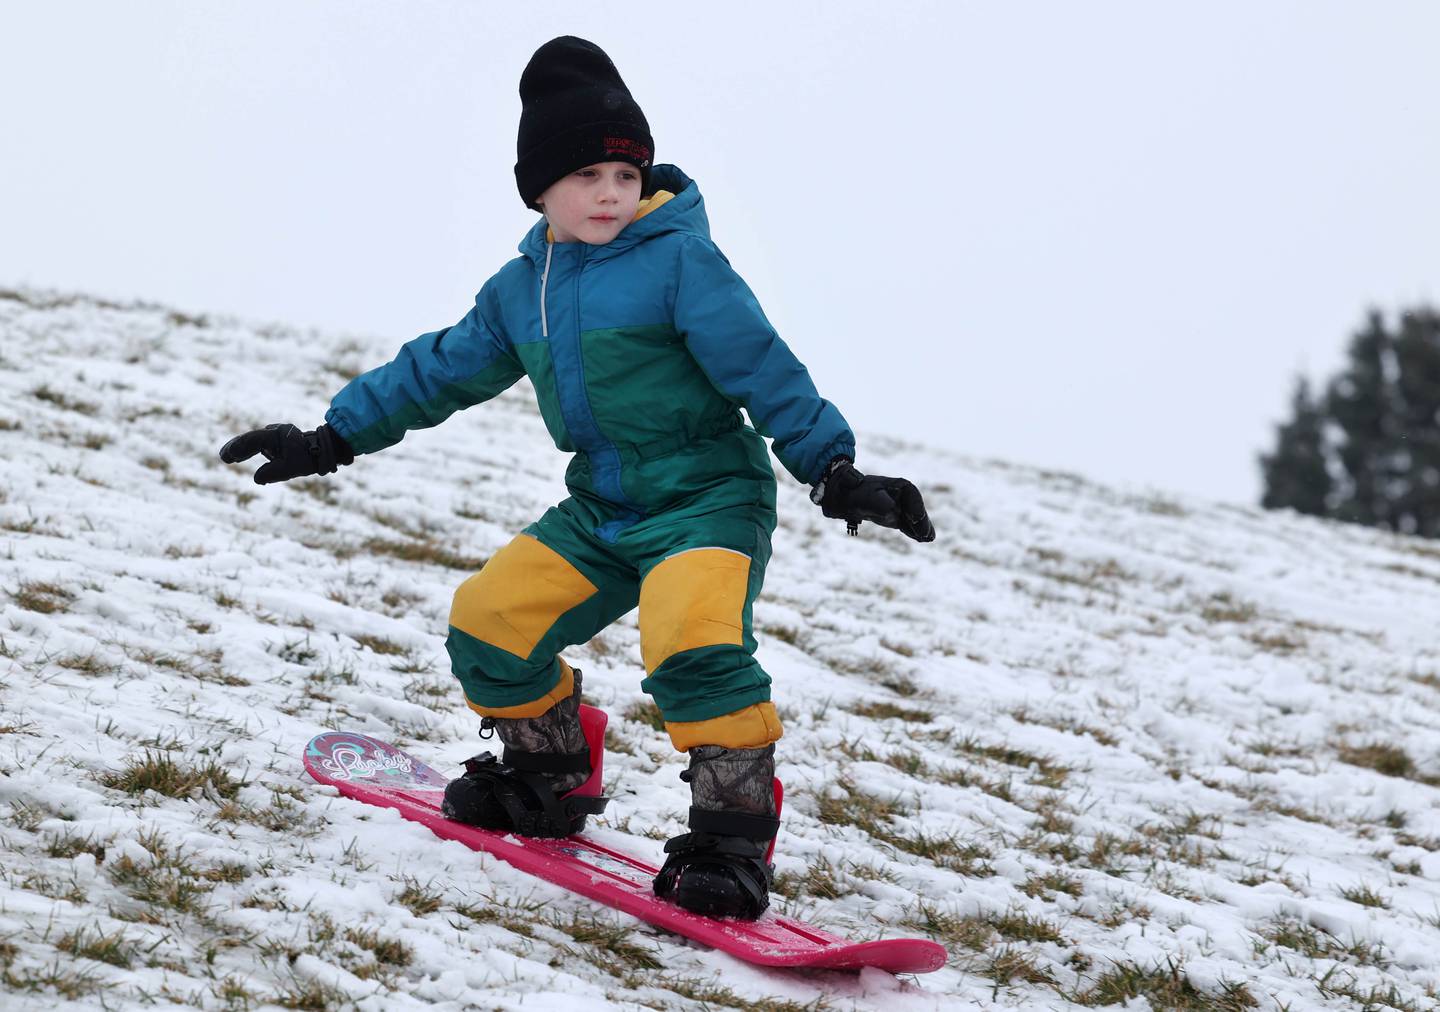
[653,831,774,917]
[688,806,779,841]
[502,747,590,775]
[459,752,607,837]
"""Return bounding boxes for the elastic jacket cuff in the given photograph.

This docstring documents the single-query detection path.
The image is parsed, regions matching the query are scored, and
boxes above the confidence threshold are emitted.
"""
[809,454,854,505]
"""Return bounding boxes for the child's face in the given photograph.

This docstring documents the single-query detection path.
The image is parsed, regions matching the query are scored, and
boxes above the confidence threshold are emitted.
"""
[535,161,643,245]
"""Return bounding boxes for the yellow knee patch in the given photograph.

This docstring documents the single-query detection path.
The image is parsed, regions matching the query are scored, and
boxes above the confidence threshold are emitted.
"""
[665,702,784,751]
[464,658,575,719]
[639,548,750,674]
[450,534,597,659]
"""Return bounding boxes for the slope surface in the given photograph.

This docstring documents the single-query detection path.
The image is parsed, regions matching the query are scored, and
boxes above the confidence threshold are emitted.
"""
[2,287,1440,1010]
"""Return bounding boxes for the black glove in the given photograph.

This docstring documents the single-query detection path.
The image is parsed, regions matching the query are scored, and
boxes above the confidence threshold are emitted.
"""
[811,457,936,542]
[219,423,354,485]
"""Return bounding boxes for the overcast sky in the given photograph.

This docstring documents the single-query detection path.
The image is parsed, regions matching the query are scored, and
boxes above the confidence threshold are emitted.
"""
[4,2,1437,504]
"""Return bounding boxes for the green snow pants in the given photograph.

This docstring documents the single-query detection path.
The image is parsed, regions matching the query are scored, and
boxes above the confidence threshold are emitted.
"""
[444,494,783,751]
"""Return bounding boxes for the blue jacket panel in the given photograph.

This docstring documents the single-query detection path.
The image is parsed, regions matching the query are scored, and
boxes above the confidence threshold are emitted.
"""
[326,165,855,517]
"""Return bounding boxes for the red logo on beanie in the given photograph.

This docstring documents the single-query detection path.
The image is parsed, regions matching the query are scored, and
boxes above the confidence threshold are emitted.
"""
[604,136,651,166]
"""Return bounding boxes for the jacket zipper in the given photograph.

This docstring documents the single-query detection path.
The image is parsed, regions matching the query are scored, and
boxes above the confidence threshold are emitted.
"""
[540,239,554,338]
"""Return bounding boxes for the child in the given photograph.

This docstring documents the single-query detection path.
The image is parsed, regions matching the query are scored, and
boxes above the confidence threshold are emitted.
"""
[220,36,934,920]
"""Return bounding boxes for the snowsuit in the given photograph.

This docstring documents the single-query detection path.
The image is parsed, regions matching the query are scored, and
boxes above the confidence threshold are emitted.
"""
[325,165,854,750]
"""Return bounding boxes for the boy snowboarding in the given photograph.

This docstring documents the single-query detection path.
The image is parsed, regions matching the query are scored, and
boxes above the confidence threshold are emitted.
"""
[221,36,934,921]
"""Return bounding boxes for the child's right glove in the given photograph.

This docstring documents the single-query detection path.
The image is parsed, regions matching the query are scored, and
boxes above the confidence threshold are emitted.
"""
[810,456,936,542]
[219,423,354,485]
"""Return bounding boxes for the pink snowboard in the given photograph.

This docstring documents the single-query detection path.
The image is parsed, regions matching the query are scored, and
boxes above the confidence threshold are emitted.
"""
[302,710,947,974]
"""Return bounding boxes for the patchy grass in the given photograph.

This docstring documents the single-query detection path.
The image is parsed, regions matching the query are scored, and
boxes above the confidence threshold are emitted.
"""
[1338,882,1391,909]
[394,876,444,916]
[379,585,424,614]
[450,892,546,937]
[1255,917,1389,967]
[983,947,1057,987]
[45,828,108,862]
[120,644,248,686]
[760,623,803,647]
[1070,957,1258,1009]
[1011,707,1120,747]
[814,779,900,837]
[1199,592,1259,624]
[57,925,138,967]
[361,536,486,572]
[55,651,120,676]
[622,699,666,733]
[813,780,994,874]
[879,673,922,697]
[1,959,104,1000]
[6,801,46,832]
[344,925,414,968]
[402,674,451,706]
[954,735,1071,787]
[17,870,88,904]
[845,699,935,722]
[216,788,312,834]
[659,975,839,1012]
[989,908,1066,944]
[210,975,259,1007]
[1337,741,1438,784]
[212,588,242,609]
[31,384,99,415]
[292,478,339,504]
[275,637,318,666]
[107,834,215,919]
[902,901,990,952]
[602,726,637,756]
[1091,897,1153,929]
[353,632,407,656]
[1022,870,1084,899]
[1314,968,1423,1012]
[1245,628,1308,655]
[272,976,352,1010]
[9,581,76,614]
[773,855,897,902]
[932,761,1015,803]
[551,909,664,977]
[99,751,245,801]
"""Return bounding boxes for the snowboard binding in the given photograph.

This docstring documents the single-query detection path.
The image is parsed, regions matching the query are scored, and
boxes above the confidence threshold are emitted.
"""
[442,704,610,838]
[653,780,783,921]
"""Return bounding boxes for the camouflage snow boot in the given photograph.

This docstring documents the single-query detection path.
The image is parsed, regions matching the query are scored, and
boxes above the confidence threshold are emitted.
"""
[653,744,779,920]
[441,668,607,837]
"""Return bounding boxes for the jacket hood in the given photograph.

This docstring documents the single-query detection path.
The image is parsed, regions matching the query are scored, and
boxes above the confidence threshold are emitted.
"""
[518,164,710,265]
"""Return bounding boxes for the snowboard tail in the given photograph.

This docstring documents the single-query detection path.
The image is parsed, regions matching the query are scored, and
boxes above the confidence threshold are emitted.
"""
[302,713,947,974]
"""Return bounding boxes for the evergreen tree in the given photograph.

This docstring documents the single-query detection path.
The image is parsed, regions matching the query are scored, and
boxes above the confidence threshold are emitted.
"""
[1259,377,1332,517]
[1259,304,1440,538]
[1325,310,1397,528]
[1391,307,1440,536]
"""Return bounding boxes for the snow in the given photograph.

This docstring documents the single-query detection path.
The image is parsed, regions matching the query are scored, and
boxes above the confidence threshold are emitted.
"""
[3,286,1440,1009]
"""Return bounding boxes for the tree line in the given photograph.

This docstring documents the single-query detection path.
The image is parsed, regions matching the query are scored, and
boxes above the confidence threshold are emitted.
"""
[1260,305,1440,538]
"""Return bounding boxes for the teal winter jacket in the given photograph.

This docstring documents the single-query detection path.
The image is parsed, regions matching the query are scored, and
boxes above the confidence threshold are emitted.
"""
[325,165,855,541]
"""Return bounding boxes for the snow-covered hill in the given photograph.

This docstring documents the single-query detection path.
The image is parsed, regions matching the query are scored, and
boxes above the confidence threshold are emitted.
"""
[3,286,1440,1011]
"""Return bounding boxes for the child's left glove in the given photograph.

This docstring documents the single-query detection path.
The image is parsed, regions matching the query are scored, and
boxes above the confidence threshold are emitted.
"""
[811,457,936,542]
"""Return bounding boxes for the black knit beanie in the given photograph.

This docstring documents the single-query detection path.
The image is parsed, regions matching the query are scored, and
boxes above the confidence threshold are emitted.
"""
[515,37,653,210]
